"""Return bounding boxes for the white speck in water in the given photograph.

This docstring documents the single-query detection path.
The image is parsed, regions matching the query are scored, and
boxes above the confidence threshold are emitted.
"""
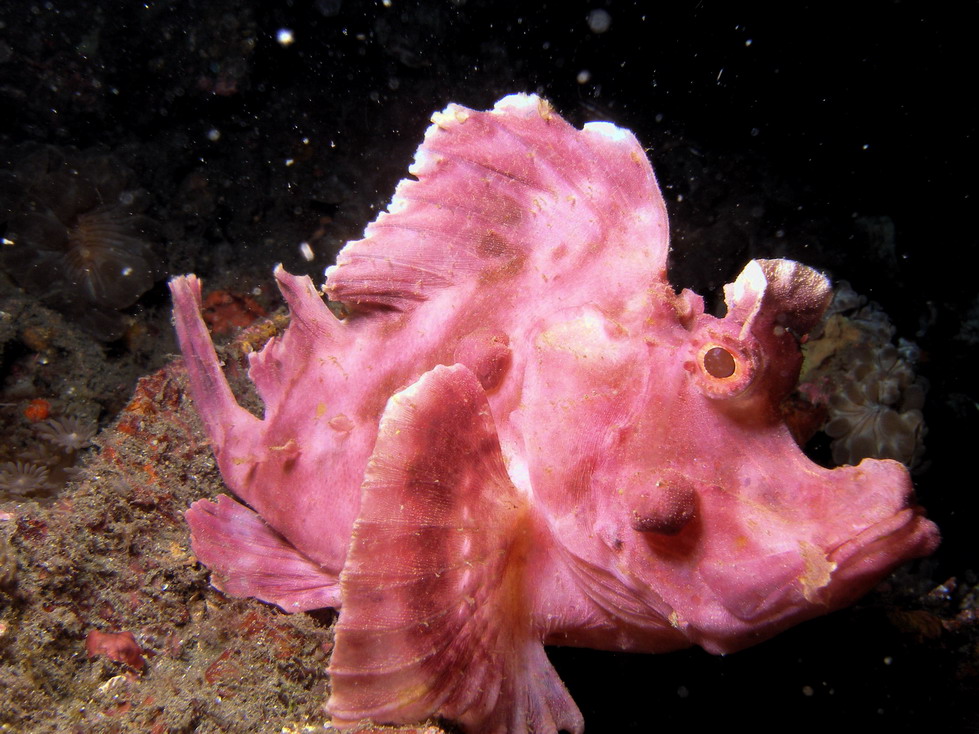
[299,242,315,261]
[587,9,611,34]
[276,28,295,47]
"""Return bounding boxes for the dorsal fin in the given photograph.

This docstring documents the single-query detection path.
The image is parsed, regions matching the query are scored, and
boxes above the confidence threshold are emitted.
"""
[324,93,668,313]
[327,364,583,734]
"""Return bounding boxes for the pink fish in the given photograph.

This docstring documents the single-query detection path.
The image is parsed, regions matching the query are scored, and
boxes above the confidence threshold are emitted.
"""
[170,94,939,734]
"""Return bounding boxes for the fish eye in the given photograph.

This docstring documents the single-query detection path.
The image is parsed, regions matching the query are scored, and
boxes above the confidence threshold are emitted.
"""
[703,346,736,379]
[689,332,761,400]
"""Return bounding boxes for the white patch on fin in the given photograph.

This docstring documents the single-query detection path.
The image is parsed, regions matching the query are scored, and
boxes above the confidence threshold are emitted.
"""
[583,120,630,142]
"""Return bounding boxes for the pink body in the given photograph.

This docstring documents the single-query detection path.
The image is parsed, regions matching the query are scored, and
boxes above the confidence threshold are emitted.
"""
[170,94,939,734]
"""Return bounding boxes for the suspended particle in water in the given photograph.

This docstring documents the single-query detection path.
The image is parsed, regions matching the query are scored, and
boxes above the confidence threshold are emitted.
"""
[587,9,612,34]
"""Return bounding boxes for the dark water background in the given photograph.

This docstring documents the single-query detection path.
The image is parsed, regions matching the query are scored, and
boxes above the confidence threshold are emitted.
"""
[0,2,974,731]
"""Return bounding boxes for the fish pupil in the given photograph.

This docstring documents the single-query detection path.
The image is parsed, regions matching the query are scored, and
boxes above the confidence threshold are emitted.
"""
[703,346,736,379]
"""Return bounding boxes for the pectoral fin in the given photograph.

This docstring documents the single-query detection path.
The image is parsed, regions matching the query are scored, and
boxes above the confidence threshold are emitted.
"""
[186,494,341,612]
[327,364,582,734]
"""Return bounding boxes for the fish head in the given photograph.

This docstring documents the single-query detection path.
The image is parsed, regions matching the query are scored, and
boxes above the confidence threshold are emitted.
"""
[519,258,939,653]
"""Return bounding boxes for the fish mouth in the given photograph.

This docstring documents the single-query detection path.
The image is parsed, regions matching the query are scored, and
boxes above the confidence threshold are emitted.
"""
[700,505,938,634]
[822,505,940,603]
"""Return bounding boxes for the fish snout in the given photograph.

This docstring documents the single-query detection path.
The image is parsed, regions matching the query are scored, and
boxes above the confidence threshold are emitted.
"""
[691,458,938,649]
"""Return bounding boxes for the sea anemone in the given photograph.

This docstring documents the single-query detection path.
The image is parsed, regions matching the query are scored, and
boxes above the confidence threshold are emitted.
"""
[0,461,52,496]
[34,416,96,453]
[823,343,925,466]
[824,383,924,466]
[800,283,927,468]
[0,146,161,340]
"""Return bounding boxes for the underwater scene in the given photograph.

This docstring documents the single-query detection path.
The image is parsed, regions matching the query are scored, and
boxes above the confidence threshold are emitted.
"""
[0,2,974,732]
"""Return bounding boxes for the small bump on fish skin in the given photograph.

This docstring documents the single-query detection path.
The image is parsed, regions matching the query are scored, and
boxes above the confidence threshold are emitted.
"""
[328,414,354,433]
[629,477,698,536]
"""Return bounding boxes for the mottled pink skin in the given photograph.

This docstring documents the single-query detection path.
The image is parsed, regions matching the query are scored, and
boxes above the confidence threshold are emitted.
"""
[170,94,940,734]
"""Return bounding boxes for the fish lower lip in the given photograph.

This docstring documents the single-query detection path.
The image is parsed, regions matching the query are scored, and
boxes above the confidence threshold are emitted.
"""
[826,507,930,571]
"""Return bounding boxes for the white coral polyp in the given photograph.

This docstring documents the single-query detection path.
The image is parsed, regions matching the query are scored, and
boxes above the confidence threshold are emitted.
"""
[34,417,96,453]
[0,461,51,495]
